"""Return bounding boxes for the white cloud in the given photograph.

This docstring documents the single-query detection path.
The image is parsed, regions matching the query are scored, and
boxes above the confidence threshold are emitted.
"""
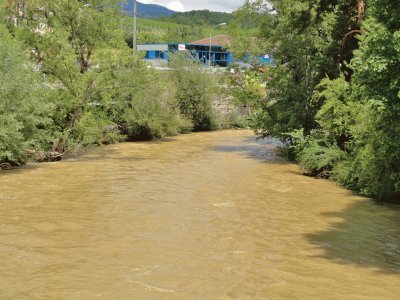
[139,0,245,12]
[207,0,242,11]
[165,1,185,12]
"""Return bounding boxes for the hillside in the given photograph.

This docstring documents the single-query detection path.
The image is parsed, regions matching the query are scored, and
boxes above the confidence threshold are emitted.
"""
[122,17,210,45]
[157,10,233,26]
[120,1,175,18]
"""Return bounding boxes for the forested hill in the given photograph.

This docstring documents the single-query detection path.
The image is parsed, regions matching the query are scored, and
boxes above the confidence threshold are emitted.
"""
[157,10,233,26]
[120,1,175,18]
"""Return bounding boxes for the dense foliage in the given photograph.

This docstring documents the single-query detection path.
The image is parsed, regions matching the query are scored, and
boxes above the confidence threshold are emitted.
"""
[239,0,400,201]
[0,0,224,167]
[169,53,220,131]
[0,24,51,165]
[123,17,206,44]
[227,0,273,57]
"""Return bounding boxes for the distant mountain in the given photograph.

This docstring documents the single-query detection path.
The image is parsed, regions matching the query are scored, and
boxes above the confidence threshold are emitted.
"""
[120,1,176,18]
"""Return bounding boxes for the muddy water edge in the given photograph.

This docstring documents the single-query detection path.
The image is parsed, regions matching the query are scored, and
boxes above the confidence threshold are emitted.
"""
[0,130,400,299]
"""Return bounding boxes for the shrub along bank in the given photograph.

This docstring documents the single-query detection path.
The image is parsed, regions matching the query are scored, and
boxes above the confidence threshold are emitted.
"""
[0,1,232,169]
[229,0,400,202]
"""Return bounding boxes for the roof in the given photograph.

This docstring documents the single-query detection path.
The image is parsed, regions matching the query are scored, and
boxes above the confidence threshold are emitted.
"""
[190,34,232,48]
[137,43,225,51]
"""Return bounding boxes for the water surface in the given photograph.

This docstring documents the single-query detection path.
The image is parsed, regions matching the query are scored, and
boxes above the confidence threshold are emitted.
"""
[0,130,400,299]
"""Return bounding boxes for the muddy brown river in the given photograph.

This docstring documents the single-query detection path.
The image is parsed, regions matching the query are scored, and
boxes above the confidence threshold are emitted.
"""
[0,130,400,299]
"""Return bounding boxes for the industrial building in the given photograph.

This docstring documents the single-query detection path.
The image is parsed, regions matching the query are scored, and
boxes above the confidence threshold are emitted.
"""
[137,43,233,67]
[137,34,272,67]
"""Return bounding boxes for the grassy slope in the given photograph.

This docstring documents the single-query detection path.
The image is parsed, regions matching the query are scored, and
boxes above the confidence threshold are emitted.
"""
[122,17,226,44]
[156,10,233,27]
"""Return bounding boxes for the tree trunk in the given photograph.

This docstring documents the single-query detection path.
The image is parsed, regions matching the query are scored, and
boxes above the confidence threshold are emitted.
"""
[357,0,365,23]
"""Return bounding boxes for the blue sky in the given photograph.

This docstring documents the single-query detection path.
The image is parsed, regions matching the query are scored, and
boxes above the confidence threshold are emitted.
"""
[139,0,245,12]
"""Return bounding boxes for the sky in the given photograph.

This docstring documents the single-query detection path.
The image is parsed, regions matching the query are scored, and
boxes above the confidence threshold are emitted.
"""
[138,0,245,13]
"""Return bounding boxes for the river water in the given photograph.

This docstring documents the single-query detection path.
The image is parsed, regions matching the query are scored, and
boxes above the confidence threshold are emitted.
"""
[0,130,400,299]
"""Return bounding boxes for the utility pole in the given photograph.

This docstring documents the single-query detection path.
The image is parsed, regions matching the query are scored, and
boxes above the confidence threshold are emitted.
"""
[14,1,23,27]
[133,0,137,54]
[357,0,365,23]
[121,2,124,31]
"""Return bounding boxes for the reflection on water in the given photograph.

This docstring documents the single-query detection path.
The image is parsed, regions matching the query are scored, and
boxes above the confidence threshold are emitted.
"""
[0,130,399,299]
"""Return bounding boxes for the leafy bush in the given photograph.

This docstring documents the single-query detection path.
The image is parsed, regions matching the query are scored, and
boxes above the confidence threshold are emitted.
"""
[0,1,230,170]
[108,65,193,140]
[73,111,124,146]
[0,26,53,164]
[169,52,220,131]
[285,129,344,177]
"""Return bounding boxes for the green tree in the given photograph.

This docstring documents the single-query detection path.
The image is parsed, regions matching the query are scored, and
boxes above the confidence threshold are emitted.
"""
[228,0,273,58]
[251,0,362,138]
[249,0,400,200]
[9,0,139,150]
[0,24,52,165]
[341,1,400,199]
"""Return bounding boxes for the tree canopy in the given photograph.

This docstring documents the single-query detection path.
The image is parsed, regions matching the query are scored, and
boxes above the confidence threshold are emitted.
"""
[234,0,400,201]
[0,0,228,166]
